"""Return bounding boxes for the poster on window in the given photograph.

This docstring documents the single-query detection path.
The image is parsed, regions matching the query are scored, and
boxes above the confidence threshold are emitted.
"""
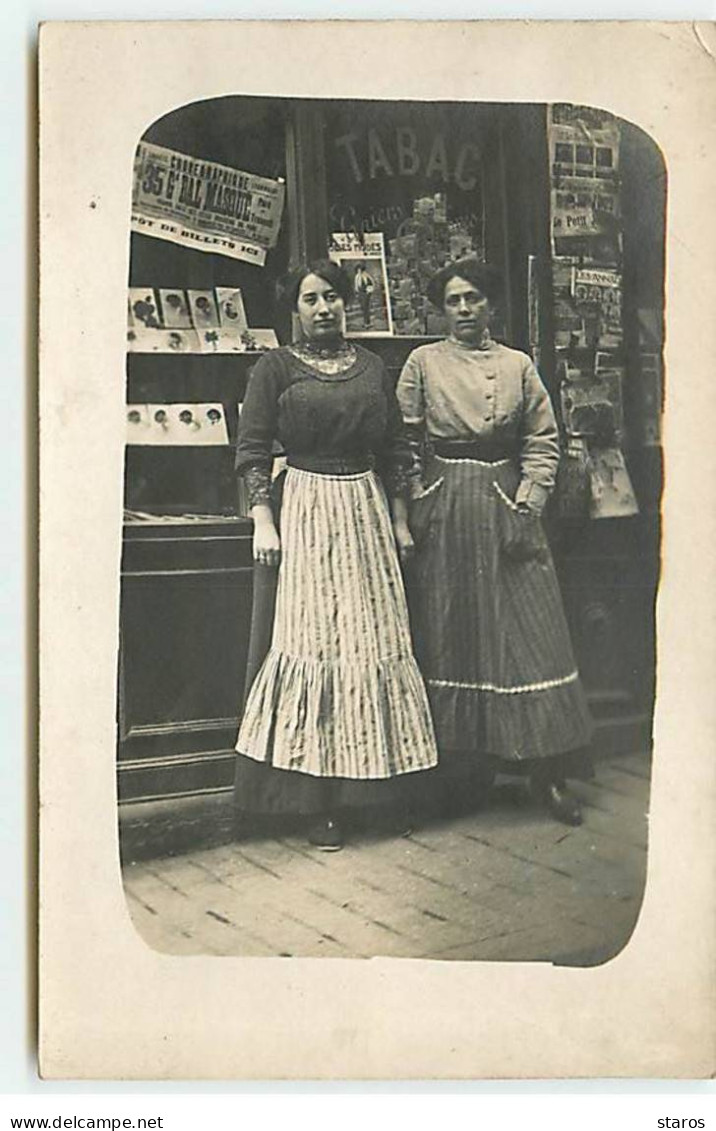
[131,142,286,265]
[551,258,623,350]
[548,105,620,180]
[328,232,394,337]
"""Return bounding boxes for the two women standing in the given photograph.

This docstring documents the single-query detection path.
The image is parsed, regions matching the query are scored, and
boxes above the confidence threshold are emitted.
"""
[234,255,592,848]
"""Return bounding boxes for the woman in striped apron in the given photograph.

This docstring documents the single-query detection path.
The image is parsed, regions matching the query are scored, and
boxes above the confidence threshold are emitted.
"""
[233,260,438,850]
[396,259,593,826]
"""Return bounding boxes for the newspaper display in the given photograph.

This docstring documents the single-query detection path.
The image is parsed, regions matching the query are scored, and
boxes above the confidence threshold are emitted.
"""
[547,105,636,519]
[549,106,621,260]
[131,141,286,266]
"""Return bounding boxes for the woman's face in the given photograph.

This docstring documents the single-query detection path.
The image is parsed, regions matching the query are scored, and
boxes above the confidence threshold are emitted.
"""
[443,275,492,344]
[296,272,345,341]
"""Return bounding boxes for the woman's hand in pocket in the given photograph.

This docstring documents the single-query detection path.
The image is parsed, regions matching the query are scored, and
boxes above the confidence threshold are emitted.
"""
[506,508,545,562]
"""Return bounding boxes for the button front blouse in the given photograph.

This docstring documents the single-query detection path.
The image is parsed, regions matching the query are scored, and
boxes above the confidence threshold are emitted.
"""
[396,338,561,514]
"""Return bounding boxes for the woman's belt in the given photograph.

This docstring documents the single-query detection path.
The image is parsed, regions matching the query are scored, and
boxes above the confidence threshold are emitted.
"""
[287,453,372,475]
[432,439,515,463]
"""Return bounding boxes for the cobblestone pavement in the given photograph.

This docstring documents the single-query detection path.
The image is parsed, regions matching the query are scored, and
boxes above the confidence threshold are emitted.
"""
[122,751,650,965]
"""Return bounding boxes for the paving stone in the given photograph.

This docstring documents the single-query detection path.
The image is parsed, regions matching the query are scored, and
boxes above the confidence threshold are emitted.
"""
[128,872,276,955]
[575,779,650,825]
[321,852,508,938]
[591,764,654,801]
[122,868,191,909]
[195,882,351,959]
[266,882,423,959]
[303,873,480,954]
[426,916,609,964]
[608,753,652,780]
[142,857,220,890]
[126,903,212,957]
[406,830,546,890]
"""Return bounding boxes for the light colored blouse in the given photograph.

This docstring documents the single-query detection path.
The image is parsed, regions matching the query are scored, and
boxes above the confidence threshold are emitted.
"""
[396,337,560,514]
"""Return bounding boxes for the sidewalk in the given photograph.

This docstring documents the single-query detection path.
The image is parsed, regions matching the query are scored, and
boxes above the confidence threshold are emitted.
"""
[122,750,650,965]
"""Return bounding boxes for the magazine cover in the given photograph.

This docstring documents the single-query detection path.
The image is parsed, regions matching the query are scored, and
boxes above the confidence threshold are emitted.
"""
[328,232,393,336]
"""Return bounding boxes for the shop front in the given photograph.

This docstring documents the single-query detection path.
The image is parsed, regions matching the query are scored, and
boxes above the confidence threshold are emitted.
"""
[118,96,664,858]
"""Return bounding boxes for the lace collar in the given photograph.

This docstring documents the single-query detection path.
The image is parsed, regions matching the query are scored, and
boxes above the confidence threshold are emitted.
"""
[289,338,359,376]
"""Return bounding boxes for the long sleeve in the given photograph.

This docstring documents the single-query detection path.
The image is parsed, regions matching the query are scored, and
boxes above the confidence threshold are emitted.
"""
[235,353,284,508]
[374,368,413,500]
[515,359,561,514]
[395,351,427,494]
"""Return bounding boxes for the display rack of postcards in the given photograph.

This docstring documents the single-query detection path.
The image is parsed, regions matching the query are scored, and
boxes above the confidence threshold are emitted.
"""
[125,283,280,519]
[546,104,639,521]
[127,285,279,354]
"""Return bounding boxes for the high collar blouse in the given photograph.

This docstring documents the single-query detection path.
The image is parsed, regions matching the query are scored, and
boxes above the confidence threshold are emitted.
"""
[396,338,560,514]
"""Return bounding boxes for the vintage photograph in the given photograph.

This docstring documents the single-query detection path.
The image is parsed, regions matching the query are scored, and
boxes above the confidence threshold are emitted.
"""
[116,94,664,966]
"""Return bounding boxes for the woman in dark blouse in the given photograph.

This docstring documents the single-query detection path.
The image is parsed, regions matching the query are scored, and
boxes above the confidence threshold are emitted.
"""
[397,259,593,826]
[234,259,438,850]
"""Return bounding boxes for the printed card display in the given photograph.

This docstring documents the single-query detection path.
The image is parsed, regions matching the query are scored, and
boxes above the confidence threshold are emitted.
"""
[158,289,193,328]
[128,287,161,329]
[127,326,200,353]
[588,446,639,519]
[125,403,229,445]
[329,232,393,337]
[215,287,248,332]
[187,289,220,331]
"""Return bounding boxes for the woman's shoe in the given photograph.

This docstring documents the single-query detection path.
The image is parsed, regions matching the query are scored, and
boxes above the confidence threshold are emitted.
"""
[533,779,583,827]
[307,816,344,851]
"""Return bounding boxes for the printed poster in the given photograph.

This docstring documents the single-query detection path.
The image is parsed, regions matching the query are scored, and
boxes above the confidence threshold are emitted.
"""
[131,141,286,266]
[329,232,393,337]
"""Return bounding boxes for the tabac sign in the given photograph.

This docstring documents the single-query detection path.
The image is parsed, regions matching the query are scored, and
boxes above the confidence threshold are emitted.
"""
[131,142,286,266]
[332,127,481,191]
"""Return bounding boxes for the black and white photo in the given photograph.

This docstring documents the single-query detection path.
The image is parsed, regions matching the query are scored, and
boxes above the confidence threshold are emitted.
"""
[117,92,664,967]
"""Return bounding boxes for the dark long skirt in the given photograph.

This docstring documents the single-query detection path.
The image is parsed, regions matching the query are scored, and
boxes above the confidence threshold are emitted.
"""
[405,453,594,782]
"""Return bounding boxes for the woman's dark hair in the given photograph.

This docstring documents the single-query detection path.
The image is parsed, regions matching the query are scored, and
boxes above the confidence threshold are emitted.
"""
[277,259,353,311]
[426,257,503,309]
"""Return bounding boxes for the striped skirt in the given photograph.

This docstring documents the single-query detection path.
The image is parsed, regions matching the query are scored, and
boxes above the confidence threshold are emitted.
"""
[236,467,438,782]
[406,454,593,764]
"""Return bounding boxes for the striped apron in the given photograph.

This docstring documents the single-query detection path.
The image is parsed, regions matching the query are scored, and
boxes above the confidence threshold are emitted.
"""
[237,467,438,780]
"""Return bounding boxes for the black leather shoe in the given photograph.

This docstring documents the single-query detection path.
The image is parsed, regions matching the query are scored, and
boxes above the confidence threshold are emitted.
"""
[307,816,344,851]
[541,782,583,826]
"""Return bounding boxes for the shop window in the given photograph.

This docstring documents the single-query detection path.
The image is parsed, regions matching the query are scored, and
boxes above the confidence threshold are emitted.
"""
[323,101,498,338]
